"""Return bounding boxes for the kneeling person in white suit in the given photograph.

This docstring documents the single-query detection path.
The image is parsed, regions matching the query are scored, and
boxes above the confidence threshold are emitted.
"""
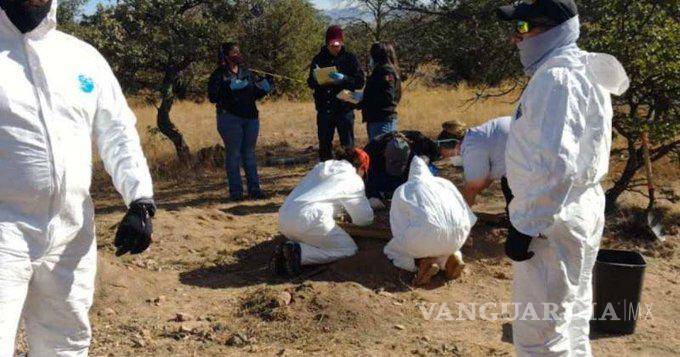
[384,156,477,286]
[274,148,374,277]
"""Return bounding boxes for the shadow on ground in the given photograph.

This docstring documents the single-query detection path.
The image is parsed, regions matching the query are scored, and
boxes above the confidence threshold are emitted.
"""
[179,211,510,293]
[221,203,281,216]
[179,235,414,293]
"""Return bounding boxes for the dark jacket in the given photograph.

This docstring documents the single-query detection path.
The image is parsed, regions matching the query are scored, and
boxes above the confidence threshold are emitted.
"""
[361,64,401,123]
[307,46,365,115]
[364,131,440,198]
[208,66,269,119]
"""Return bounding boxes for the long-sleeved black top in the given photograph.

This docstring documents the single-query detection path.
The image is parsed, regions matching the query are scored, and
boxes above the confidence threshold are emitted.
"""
[208,66,269,119]
[361,63,402,123]
[307,46,365,115]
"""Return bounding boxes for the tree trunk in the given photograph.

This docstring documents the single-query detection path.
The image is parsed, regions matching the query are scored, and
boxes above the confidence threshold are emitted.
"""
[157,69,192,163]
[605,138,639,213]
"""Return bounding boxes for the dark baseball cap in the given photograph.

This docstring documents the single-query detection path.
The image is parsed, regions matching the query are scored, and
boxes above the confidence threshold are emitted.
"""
[497,0,577,25]
[385,136,411,177]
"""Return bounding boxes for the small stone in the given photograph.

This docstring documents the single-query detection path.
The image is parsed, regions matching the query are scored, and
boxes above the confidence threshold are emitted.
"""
[131,334,146,347]
[275,291,292,307]
[102,308,116,317]
[394,324,406,331]
[227,334,246,347]
[154,295,166,306]
[178,321,202,333]
[175,313,194,322]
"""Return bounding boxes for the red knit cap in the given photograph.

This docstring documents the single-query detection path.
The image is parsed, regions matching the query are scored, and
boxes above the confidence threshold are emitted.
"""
[354,148,370,173]
[326,25,344,45]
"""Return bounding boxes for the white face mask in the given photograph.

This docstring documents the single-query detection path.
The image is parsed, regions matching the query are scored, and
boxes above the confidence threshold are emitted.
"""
[450,156,463,167]
[369,58,375,69]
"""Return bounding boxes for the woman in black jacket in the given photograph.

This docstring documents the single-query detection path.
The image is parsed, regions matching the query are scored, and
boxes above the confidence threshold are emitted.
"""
[361,42,402,141]
[208,42,272,201]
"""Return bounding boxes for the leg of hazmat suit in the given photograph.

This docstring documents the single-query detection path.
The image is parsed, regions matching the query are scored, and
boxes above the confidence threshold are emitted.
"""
[24,242,97,356]
[0,254,31,356]
[0,241,96,357]
[512,186,604,356]
[298,225,358,265]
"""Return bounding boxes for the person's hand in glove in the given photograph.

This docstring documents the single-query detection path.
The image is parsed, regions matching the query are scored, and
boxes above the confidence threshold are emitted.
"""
[256,79,272,93]
[115,198,156,257]
[505,224,534,262]
[329,72,346,83]
[229,78,249,91]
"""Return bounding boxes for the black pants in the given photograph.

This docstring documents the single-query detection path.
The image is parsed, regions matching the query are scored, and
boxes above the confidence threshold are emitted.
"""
[500,176,514,216]
[317,111,355,161]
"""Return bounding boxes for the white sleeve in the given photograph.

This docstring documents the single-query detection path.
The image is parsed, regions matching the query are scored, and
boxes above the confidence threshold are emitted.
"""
[93,56,154,207]
[340,197,374,227]
[510,69,581,236]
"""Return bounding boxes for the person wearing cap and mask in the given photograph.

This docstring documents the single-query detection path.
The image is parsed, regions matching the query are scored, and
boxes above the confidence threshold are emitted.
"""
[363,130,458,203]
[440,117,513,208]
[307,25,365,161]
[208,42,272,202]
[0,0,156,355]
[497,0,629,355]
[273,148,374,278]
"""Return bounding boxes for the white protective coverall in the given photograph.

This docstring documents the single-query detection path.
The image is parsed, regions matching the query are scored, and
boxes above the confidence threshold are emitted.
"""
[0,2,153,356]
[506,17,629,356]
[384,157,477,272]
[279,160,373,265]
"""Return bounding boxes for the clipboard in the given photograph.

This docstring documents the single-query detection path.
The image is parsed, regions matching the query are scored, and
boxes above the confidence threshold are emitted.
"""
[314,66,338,86]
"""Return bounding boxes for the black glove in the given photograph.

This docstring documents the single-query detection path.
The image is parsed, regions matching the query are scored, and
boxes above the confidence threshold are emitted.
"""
[115,198,156,257]
[505,224,535,262]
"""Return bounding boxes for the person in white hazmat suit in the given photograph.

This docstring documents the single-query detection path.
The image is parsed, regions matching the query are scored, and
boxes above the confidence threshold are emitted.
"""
[384,156,477,286]
[497,0,629,355]
[441,117,513,208]
[273,148,373,277]
[0,0,155,355]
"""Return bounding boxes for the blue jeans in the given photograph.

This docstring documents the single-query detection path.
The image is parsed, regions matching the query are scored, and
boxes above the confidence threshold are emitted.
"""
[317,111,355,161]
[217,113,261,196]
[367,118,397,141]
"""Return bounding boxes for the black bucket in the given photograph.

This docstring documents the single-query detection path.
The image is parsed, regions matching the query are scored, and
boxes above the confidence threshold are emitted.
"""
[591,249,646,335]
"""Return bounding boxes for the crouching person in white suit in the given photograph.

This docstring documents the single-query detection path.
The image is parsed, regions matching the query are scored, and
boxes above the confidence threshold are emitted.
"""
[273,148,374,277]
[384,156,477,286]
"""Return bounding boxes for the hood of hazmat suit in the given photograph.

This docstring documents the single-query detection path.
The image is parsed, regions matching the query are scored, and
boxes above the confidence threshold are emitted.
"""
[384,156,477,272]
[0,2,153,354]
[505,16,629,357]
[279,160,373,265]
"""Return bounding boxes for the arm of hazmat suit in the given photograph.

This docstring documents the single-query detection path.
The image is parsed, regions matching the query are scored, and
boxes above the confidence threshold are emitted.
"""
[93,56,154,207]
[508,68,581,237]
[339,197,374,227]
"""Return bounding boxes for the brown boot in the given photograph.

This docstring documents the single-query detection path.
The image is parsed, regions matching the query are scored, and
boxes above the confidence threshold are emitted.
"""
[444,253,466,280]
[413,257,440,286]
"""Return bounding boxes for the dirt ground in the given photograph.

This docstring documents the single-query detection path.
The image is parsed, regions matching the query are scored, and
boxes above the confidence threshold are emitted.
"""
[17,149,674,356]
[13,91,680,355]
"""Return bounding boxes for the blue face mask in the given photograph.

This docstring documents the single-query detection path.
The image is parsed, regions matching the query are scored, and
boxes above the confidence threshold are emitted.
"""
[517,16,581,76]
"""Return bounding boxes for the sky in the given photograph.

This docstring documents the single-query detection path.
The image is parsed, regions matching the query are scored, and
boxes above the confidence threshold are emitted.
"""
[83,0,343,15]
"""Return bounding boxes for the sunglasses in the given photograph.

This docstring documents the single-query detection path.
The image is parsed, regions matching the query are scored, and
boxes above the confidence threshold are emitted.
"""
[516,21,531,34]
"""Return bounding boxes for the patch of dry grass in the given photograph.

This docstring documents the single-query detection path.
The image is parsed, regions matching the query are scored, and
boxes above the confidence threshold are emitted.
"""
[131,84,519,163]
